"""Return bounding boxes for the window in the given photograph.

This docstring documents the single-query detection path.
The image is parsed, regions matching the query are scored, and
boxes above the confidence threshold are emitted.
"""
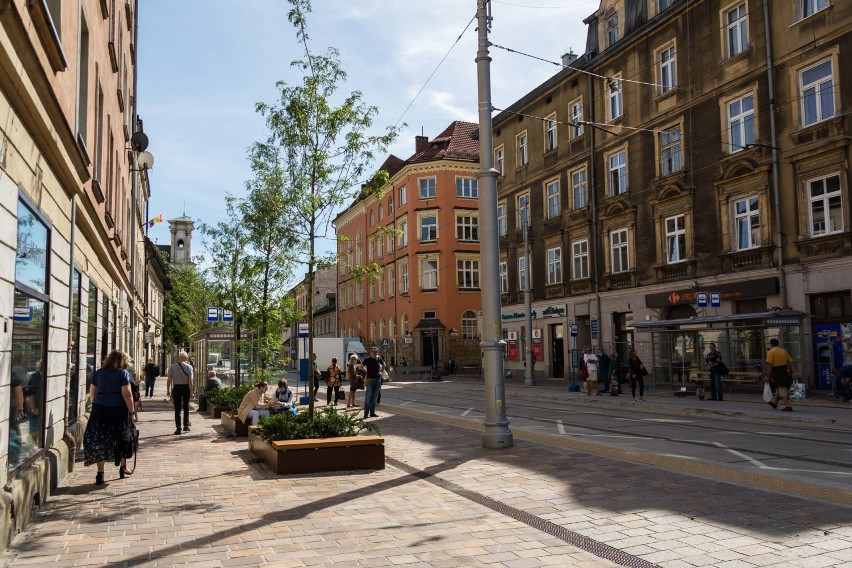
[572,240,589,280]
[420,258,438,290]
[457,259,480,289]
[517,193,530,227]
[802,0,829,19]
[399,263,409,293]
[419,177,436,199]
[369,279,375,302]
[607,14,619,46]
[571,167,587,209]
[518,256,528,290]
[401,314,409,337]
[659,0,674,11]
[419,215,437,242]
[808,174,842,236]
[398,219,408,248]
[457,214,479,241]
[608,77,622,120]
[378,233,385,258]
[499,261,508,293]
[379,272,385,299]
[388,196,394,214]
[462,310,479,339]
[665,215,686,263]
[399,185,407,206]
[660,126,682,176]
[497,203,507,237]
[734,196,761,250]
[388,267,395,298]
[547,247,562,284]
[725,3,748,58]
[608,150,627,195]
[456,177,478,198]
[356,231,363,265]
[659,44,676,94]
[368,240,375,262]
[570,99,583,138]
[728,94,755,152]
[369,209,375,226]
[495,145,504,176]
[76,16,90,143]
[379,204,384,221]
[517,131,528,166]
[545,114,557,152]
[545,180,560,219]
[611,229,629,273]
[800,59,835,127]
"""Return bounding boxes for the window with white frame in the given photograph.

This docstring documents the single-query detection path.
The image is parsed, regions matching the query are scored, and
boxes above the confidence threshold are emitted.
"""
[369,280,375,302]
[608,77,623,120]
[369,209,375,226]
[456,177,478,198]
[545,179,560,219]
[497,203,507,236]
[388,195,394,214]
[370,321,376,341]
[495,145,504,176]
[419,177,436,199]
[356,231,363,265]
[462,310,479,339]
[547,247,562,284]
[517,193,530,227]
[611,229,629,273]
[800,59,835,127]
[570,98,583,138]
[420,258,438,290]
[665,214,686,263]
[518,256,528,291]
[457,214,479,241]
[545,114,557,152]
[572,239,589,280]
[728,94,755,152]
[608,150,627,195]
[725,3,748,58]
[368,239,375,262]
[399,185,407,206]
[517,131,528,166]
[398,218,408,248]
[388,266,395,297]
[399,263,409,293]
[379,204,384,221]
[389,317,395,340]
[571,167,587,209]
[734,196,761,250]
[607,14,619,46]
[419,214,437,242]
[808,173,842,237]
[457,259,480,289]
[387,231,394,254]
[401,313,409,337]
[378,234,385,258]
[660,126,682,176]
[499,261,508,293]
[659,44,676,94]
[802,0,829,19]
[379,273,385,299]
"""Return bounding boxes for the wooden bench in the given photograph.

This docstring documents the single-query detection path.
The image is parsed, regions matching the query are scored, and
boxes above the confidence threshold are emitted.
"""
[691,370,761,393]
[395,366,435,381]
[459,365,481,376]
[249,432,385,474]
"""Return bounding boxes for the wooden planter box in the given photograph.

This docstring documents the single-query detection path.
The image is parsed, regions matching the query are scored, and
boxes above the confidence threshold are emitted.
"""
[221,413,250,437]
[197,393,208,412]
[248,430,385,474]
[207,404,228,419]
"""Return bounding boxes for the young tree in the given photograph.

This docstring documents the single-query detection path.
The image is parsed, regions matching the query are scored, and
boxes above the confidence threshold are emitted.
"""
[254,0,398,416]
[162,255,213,354]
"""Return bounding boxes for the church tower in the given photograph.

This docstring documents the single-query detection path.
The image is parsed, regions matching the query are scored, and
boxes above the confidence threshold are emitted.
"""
[168,215,194,264]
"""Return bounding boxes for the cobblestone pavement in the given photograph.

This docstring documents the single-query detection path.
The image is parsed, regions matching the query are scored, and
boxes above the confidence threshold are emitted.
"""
[3,380,851,568]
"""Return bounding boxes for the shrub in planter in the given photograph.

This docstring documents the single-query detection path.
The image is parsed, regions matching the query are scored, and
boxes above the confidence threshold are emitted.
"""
[205,384,253,414]
[254,406,380,443]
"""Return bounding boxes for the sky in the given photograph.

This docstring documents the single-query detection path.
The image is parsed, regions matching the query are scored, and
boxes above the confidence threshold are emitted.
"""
[137,0,594,276]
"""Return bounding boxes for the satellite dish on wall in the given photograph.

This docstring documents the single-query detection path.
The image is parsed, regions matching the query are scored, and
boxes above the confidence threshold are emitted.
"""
[131,131,149,152]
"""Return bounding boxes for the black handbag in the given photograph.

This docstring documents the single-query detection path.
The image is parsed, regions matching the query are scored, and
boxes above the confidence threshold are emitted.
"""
[114,422,139,473]
[716,361,729,376]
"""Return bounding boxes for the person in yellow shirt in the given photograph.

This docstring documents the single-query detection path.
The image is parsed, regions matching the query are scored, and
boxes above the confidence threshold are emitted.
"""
[764,338,797,411]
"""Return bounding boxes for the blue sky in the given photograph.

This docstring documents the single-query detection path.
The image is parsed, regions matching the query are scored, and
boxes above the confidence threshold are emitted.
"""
[137,0,592,270]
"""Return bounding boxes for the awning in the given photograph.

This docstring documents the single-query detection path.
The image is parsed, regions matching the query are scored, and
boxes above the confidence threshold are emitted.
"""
[634,309,807,331]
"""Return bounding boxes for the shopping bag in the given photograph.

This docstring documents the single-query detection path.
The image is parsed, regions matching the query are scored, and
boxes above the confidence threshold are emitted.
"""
[762,382,773,403]
[789,380,806,401]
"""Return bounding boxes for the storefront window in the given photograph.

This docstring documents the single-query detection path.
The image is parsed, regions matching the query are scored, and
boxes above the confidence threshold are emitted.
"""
[69,269,82,422]
[87,283,98,382]
[16,201,49,294]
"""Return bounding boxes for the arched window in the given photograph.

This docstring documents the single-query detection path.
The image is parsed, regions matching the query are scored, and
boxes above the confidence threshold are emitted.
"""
[462,310,479,339]
[388,195,394,214]
[370,210,375,226]
[379,204,384,221]
[401,314,409,337]
[356,230,363,265]
[370,321,376,341]
[380,318,386,340]
[389,317,396,340]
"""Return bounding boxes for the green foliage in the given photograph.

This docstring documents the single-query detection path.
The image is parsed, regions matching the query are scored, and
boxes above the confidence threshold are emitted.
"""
[255,406,380,442]
[162,258,214,350]
[205,384,253,413]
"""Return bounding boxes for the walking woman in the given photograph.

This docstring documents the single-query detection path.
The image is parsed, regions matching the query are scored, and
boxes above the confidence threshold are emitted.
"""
[166,351,194,434]
[345,354,360,408]
[83,349,136,485]
[326,357,342,406]
[627,348,647,401]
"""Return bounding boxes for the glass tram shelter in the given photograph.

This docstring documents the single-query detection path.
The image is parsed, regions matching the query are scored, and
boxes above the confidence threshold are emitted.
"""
[632,309,806,395]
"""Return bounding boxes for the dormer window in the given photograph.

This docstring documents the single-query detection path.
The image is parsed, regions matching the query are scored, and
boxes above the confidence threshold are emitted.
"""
[607,14,619,46]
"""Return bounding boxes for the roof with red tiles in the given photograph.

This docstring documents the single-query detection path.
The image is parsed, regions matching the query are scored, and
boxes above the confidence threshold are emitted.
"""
[407,120,479,164]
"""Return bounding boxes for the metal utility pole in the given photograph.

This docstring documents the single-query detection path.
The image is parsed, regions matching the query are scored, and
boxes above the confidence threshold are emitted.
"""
[476,0,513,449]
[523,218,535,386]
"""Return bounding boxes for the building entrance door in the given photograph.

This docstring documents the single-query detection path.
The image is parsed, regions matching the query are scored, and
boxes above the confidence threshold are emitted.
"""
[421,333,438,367]
[551,323,564,378]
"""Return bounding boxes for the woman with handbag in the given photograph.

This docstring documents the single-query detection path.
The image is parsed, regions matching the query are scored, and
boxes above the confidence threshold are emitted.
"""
[326,357,343,406]
[627,348,647,401]
[345,354,361,408]
[83,349,137,485]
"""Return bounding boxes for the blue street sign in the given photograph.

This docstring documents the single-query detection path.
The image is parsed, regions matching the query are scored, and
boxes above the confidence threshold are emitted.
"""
[206,307,220,322]
[590,319,599,340]
[13,306,33,322]
[696,292,708,308]
[570,324,578,337]
[381,338,389,346]
[222,309,234,322]
[297,323,309,338]
[710,292,721,308]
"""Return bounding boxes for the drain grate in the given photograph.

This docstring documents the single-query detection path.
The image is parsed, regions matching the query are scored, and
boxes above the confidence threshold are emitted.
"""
[386,457,659,568]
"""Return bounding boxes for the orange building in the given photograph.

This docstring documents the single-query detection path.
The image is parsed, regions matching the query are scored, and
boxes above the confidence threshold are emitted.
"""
[335,121,483,369]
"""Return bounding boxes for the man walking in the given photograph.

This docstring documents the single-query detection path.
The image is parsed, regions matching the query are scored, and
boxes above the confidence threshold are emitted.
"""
[765,338,797,411]
[705,343,725,401]
[363,347,384,418]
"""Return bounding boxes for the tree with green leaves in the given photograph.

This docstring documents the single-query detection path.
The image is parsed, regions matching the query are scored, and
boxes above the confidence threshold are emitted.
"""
[254,0,398,416]
[162,254,213,353]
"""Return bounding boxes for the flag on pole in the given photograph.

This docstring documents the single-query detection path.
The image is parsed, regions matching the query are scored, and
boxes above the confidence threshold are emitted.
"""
[147,214,164,228]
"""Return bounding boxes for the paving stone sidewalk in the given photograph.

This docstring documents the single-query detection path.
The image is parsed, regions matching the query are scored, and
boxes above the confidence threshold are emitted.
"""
[3,396,851,567]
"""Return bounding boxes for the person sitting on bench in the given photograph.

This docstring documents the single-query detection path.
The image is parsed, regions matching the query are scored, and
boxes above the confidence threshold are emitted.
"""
[237,381,273,425]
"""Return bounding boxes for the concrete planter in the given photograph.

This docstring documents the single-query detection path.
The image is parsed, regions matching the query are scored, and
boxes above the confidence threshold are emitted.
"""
[248,429,384,474]
[221,413,249,437]
[197,393,208,412]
